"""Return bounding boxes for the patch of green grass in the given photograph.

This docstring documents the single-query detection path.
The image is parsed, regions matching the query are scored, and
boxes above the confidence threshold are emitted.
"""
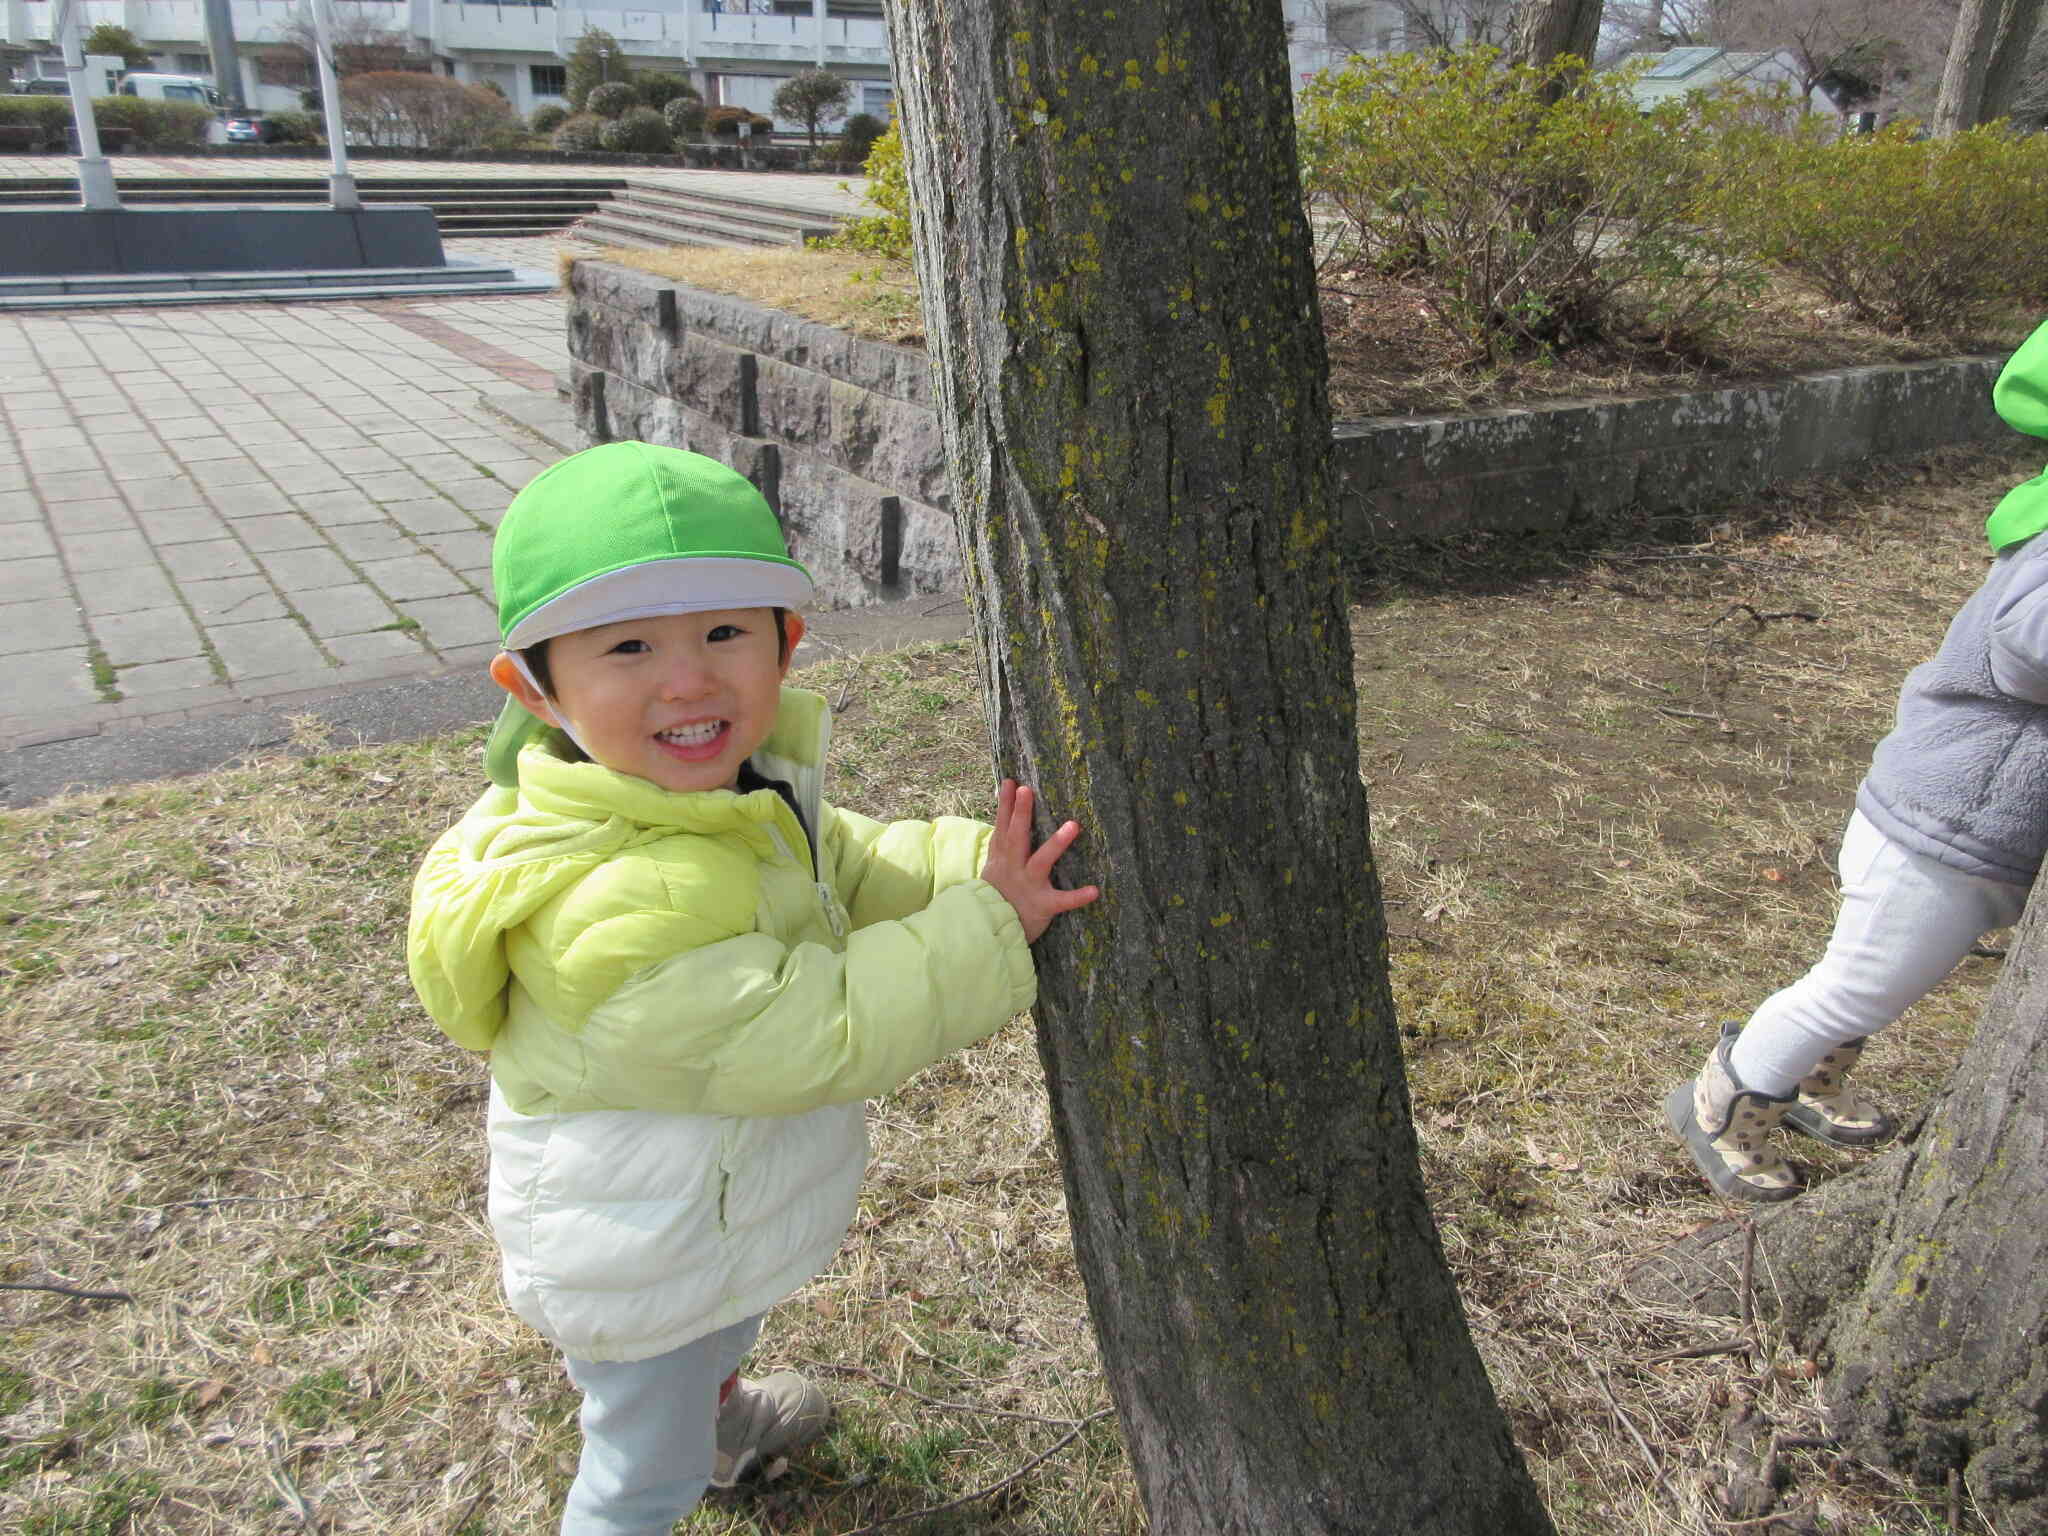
[0,1366,31,1417]
[19,1471,162,1534]
[278,1367,352,1431]
[127,1377,180,1429]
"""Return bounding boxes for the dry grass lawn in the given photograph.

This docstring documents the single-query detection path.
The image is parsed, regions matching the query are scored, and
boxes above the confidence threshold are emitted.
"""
[4,441,2042,1533]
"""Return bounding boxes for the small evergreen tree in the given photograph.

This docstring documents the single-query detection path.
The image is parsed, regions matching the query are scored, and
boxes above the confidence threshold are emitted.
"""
[772,68,851,145]
[82,24,153,71]
[565,29,625,113]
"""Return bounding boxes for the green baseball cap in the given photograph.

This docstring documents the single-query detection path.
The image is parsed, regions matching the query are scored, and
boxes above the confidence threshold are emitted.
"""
[483,440,813,786]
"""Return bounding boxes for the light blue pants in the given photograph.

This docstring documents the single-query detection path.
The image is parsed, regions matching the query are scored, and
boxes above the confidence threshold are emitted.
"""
[559,1315,762,1536]
[1729,810,2030,1097]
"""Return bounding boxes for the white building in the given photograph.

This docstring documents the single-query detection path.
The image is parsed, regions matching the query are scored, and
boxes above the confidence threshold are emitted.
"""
[3,1,1387,127]
[1,0,896,126]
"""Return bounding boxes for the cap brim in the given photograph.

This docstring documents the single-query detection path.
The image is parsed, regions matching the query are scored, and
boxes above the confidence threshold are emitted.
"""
[503,556,813,651]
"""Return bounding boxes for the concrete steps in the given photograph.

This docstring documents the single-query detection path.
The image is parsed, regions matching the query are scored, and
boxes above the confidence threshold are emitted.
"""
[571,181,843,251]
[0,262,555,311]
[0,176,627,235]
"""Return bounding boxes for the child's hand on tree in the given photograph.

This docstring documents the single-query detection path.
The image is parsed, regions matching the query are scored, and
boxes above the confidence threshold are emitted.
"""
[980,779,1100,943]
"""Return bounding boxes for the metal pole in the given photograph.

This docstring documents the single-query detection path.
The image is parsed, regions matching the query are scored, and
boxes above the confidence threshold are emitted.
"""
[309,0,358,210]
[54,0,119,210]
[201,0,245,112]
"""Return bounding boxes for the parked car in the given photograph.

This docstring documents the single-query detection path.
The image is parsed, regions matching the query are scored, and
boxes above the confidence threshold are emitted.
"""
[222,113,286,144]
[15,78,71,95]
[117,73,221,108]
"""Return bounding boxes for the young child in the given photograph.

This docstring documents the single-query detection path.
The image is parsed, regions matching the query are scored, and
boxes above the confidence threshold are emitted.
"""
[407,440,1098,1533]
[1667,320,2048,1202]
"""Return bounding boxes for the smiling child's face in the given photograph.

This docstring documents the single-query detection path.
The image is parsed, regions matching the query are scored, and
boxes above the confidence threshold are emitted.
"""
[505,607,803,793]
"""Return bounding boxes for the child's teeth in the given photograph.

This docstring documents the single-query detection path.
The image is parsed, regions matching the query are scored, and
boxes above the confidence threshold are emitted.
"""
[660,723,721,745]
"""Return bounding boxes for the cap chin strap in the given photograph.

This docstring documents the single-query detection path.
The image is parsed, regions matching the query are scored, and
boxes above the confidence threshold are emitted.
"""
[505,650,595,762]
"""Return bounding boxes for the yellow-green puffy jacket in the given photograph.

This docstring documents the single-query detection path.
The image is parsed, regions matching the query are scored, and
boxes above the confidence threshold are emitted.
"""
[407,688,1035,1362]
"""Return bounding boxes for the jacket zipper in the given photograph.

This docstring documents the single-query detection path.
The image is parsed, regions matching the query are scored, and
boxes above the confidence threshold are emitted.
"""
[766,822,847,939]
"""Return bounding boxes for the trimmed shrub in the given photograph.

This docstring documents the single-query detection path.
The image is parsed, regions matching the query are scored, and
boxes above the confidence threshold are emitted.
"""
[636,73,699,113]
[0,95,80,149]
[772,68,850,145]
[551,114,605,153]
[339,72,520,150]
[85,96,212,149]
[598,106,672,155]
[836,112,885,166]
[530,103,569,135]
[1297,47,1770,357]
[1719,121,2048,334]
[828,111,911,260]
[705,105,772,138]
[663,96,707,139]
[263,110,321,145]
[585,80,638,120]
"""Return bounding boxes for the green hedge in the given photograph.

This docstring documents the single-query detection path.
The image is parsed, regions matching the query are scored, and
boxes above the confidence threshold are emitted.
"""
[0,95,210,149]
[1297,45,2044,348]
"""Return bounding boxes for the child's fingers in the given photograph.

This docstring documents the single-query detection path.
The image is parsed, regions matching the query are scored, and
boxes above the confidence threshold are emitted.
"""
[1027,818,1083,873]
[1050,882,1101,914]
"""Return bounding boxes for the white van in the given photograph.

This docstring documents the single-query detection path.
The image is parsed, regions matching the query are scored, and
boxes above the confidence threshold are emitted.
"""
[118,73,222,108]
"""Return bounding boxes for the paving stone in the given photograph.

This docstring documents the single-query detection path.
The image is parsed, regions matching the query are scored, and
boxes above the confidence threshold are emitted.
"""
[91,605,204,666]
[9,650,98,714]
[418,529,493,571]
[260,546,354,593]
[327,522,417,562]
[47,498,134,535]
[137,506,229,546]
[174,437,247,464]
[0,555,64,605]
[114,656,220,695]
[1,596,85,654]
[0,521,56,561]
[360,553,467,602]
[189,456,268,487]
[325,629,432,667]
[209,619,327,680]
[157,415,226,442]
[27,443,99,474]
[102,451,183,481]
[35,470,113,503]
[74,564,177,616]
[8,408,74,434]
[92,430,160,458]
[234,513,325,553]
[160,539,259,582]
[294,584,401,636]
[0,488,40,522]
[396,593,498,650]
[119,475,207,511]
[21,426,90,451]
[439,477,513,515]
[297,490,384,527]
[62,529,155,573]
[385,496,478,535]
[185,573,286,623]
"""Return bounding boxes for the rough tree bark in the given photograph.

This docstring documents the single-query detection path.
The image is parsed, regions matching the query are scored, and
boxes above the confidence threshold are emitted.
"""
[1935,0,2048,133]
[1509,0,1605,67]
[886,3,1554,1533]
[1646,892,2048,1528]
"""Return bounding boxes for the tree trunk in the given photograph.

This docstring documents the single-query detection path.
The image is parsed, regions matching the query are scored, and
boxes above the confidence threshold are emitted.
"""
[1981,0,2048,123]
[1509,0,1604,68]
[1651,892,2048,1527]
[1937,0,2047,132]
[1781,890,2048,1525]
[885,3,1554,1533]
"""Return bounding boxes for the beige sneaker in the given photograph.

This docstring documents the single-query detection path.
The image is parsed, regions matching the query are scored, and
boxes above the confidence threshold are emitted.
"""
[711,1371,830,1488]
[1664,1022,1802,1202]
[1782,1037,1896,1148]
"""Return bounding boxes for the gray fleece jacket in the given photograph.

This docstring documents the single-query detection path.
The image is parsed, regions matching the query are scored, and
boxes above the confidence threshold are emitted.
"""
[1858,531,2048,885]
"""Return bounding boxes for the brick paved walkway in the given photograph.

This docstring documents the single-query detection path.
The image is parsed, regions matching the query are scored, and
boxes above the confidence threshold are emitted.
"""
[0,157,870,759]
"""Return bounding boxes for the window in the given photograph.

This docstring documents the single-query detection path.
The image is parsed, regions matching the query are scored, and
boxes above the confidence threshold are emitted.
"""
[255,55,313,88]
[176,53,210,74]
[530,64,566,97]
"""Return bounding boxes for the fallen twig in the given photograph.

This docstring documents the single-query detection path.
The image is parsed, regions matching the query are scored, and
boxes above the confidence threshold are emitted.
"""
[145,1194,324,1212]
[1640,1337,1754,1364]
[0,1279,132,1302]
[1596,1368,1662,1478]
[1710,603,1821,629]
[829,1410,1113,1536]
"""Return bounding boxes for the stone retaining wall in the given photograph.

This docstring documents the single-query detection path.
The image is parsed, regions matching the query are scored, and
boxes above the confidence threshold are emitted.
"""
[568,260,2012,608]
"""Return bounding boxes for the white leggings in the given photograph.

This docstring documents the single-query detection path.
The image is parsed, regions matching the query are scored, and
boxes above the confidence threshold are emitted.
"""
[1727,811,2030,1098]
[559,1314,761,1536]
